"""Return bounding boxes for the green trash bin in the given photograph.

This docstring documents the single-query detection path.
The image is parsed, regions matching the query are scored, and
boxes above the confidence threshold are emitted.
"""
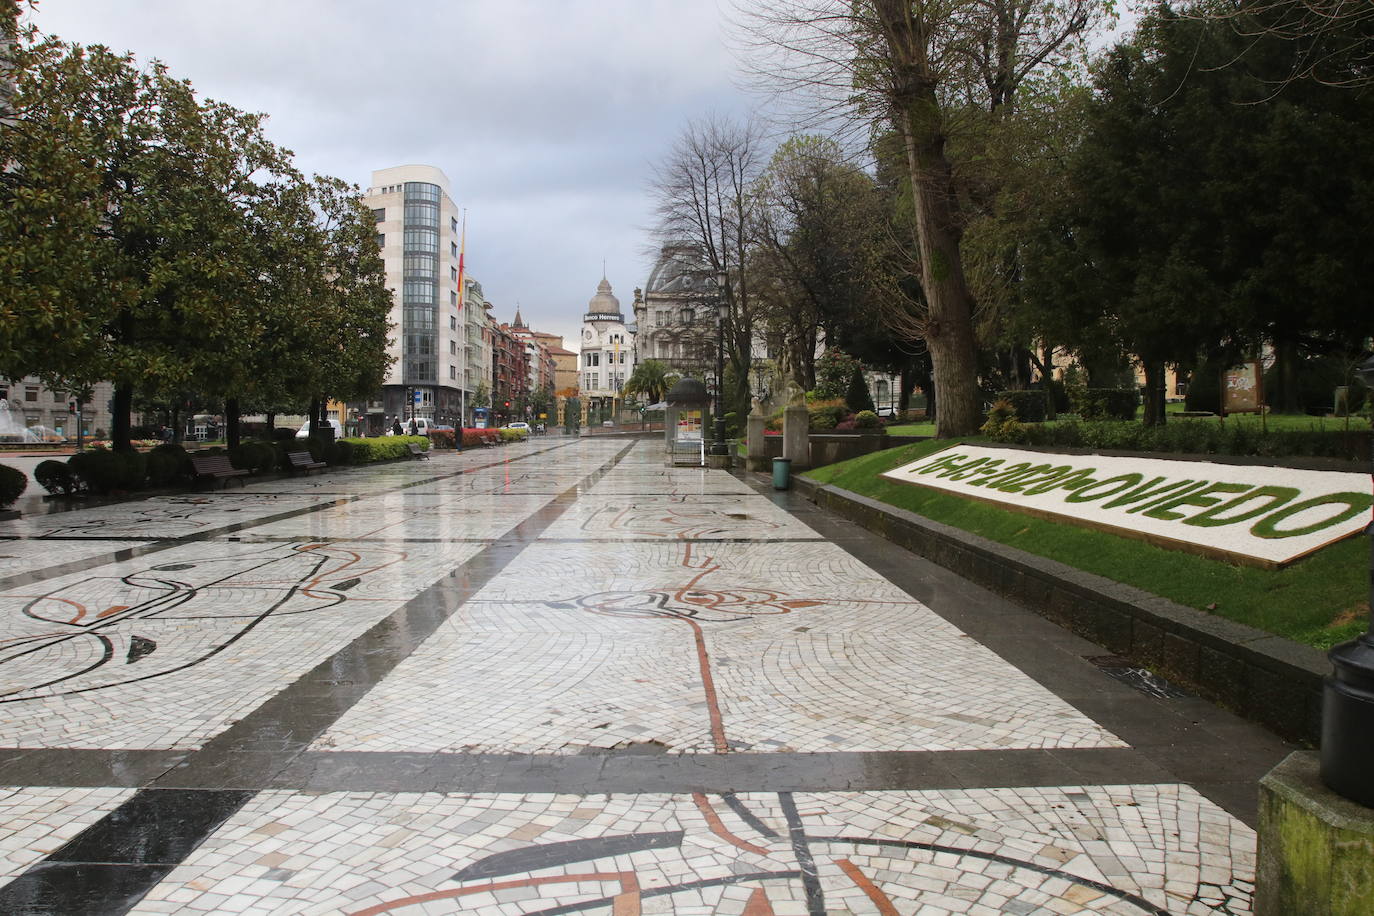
[772,457,792,490]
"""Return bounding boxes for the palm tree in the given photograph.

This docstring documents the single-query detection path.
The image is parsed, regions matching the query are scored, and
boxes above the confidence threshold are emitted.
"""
[624,359,676,405]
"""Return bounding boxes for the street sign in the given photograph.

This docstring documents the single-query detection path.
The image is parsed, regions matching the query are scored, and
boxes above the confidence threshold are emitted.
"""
[413,391,422,404]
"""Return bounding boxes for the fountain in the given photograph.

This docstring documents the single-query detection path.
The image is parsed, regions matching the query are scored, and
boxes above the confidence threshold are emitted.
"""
[0,399,44,443]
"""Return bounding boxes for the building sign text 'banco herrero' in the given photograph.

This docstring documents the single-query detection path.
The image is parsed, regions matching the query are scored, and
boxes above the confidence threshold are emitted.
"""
[882,445,1372,567]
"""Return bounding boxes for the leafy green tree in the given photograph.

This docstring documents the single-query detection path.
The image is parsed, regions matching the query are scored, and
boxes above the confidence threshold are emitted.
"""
[624,359,676,405]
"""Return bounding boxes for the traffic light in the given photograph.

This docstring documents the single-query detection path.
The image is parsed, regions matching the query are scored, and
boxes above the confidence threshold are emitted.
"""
[68,400,76,414]
[504,400,510,408]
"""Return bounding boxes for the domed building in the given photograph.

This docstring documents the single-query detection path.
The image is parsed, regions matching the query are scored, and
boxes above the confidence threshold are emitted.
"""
[632,243,720,376]
[578,275,636,425]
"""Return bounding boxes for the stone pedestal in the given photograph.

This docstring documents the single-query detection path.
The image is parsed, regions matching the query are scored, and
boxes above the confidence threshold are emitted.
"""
[746,414,768,472]
[706,453,732,470]
[1257,751,1374,915]
[783,405,810,470]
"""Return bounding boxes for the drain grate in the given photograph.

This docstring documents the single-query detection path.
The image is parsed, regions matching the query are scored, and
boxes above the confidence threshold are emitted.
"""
[1086,655,1193,699]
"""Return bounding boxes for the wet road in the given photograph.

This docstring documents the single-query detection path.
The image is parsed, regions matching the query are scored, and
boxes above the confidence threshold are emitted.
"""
[0,437,1288,914]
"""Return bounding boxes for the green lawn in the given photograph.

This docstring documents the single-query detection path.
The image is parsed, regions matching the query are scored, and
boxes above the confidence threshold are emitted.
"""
[803,439,1368,650]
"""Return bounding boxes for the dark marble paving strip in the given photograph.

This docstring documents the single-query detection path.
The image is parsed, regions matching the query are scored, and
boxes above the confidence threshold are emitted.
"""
[153,441,638,790]
[744,471,1291,826]
[534,537,825,544]
[0,864,175,916]
[0,442,584,591]
[0,442,638,914]
[0,789,253,916]
[0,749,186,787]
[260,747,1166,794]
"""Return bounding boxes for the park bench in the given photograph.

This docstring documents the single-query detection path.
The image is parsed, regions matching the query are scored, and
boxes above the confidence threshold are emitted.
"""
[287,450,327,475]
[190,454,250,489]
[407,442,430,460]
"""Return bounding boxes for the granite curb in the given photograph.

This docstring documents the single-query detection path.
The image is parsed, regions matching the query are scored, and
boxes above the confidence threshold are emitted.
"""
[788,473,1328,744]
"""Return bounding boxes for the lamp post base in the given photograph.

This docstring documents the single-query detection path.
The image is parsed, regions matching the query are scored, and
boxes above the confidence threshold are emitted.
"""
[710,417,728,456]
[1321,634,1374,809]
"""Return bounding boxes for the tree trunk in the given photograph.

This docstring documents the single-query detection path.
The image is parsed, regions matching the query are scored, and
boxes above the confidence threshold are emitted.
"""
[265,412,275,436]
[1142,360,1167,427]
[307,396,321,438]
[170,405,182,445]
[880,14,982,437]
[1272,337,1301,413]
[112,383,134,451]
[225,398,241,449]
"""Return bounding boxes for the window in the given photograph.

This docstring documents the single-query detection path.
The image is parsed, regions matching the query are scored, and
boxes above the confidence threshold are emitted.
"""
[450,365,457,380]
[372,208,385,222]
[404,254,437,278]
[451,242,458,257]
[24,386,38,402]
[403,228,438,253]
[451,217,458,232]
[590,373,599,389]
[451,290,458,306]
[450,316,457,330]
[53,390,66,403]
[450,267,458,282]
[681,308,694,324]
[375,233,384,248]
[404,202,439,227]
[449,340,456,354]
[619,352,625,363]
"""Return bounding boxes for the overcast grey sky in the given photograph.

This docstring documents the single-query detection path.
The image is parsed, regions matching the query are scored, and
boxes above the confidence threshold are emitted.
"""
[25,0,755,349]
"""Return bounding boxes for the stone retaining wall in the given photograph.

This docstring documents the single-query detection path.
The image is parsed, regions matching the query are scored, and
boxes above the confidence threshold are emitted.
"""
[792,474,1329,744]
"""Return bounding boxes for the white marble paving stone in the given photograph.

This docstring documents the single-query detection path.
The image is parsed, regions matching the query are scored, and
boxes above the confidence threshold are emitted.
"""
[128,786,1253,915]
[245,494,557,541]
[0,493,338,540]
[0,540,483,749]
[0,785,135,878]
[316,539,1120,754]
[0,538,146,578]
[539,493,824,541]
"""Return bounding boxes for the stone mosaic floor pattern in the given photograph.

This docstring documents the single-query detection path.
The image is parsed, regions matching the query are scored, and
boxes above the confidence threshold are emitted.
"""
[0,437,1273,914]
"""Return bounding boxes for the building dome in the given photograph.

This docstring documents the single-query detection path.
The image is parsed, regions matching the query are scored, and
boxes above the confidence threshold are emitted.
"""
[585,275,622,319]
[646,243,715,295]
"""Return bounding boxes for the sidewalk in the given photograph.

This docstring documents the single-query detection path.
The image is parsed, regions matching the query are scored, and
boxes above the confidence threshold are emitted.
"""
[0,439,1283,913]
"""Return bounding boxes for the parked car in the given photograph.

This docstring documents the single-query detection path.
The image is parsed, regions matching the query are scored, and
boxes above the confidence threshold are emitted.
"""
[876,407,898,419]
[296,419,343,439]
[602,420,615,427]
[503,422,530,432]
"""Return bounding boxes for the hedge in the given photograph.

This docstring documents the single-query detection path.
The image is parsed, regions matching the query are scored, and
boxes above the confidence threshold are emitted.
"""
[463,429,500,447]
[1071,387,1138,421]
[995,390,1049,423]
[68,448,146,494]
[0,464,26,508]
[323,435,429,465]
[34,459,78,496]
[996,417,1371,462]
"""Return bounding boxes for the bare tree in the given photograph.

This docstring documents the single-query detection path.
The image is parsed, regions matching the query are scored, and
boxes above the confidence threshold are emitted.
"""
[649,115,767,421]
[732,0,1106,436]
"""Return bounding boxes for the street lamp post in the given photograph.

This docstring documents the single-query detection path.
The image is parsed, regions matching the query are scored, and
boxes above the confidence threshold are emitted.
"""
[710,269,729,457]
[1320,354,1374,807]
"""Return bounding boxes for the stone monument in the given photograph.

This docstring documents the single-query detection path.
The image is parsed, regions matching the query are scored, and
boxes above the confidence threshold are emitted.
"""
[781,382,810,470]
[746,396,768,472]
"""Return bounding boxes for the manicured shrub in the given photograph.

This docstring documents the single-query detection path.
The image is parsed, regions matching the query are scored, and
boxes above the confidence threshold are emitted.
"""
[1071,387,1138,421]
[229,441,276,474]
[806,399,847,430]
[0,464,27,508]
[854,410,880,429]
[428,429,457,450]
[498,428,528,442]
[981,399,1029,442]
[146,450,186,486]
[69,449,121,494]
[995,390,1048,423]
[34,459,77,496]
[326,439,357,465]
[271,427,298,442]
[845,366,876,414]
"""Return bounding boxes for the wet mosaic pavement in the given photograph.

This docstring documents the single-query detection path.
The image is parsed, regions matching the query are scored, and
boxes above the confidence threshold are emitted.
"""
[0,436,1289,914]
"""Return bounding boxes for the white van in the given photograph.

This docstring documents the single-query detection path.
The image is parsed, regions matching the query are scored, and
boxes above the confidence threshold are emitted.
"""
[296,419,343,439]
[387,418,434,436]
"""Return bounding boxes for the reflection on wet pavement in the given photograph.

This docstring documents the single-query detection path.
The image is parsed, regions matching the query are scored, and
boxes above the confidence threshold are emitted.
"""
[0,437,1273,914]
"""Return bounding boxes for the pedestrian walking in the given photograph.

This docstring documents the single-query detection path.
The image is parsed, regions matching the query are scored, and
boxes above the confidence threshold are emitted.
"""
[391,418,403,437]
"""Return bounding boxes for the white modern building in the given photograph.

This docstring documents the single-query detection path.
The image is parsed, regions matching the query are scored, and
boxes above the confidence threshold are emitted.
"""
[578,276,635,424]
[363,165,466,431]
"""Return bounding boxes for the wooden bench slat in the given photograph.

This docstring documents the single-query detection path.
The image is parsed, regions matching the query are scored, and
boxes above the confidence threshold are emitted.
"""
[407,443,430,460]
[287,451,326,474]
[190,454,250,489]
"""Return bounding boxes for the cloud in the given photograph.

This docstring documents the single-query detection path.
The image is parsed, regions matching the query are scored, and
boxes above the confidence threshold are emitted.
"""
[26,0,756,348]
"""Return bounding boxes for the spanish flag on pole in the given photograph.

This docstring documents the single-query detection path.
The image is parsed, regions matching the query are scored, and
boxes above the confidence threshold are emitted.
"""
[456,210,467,311]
